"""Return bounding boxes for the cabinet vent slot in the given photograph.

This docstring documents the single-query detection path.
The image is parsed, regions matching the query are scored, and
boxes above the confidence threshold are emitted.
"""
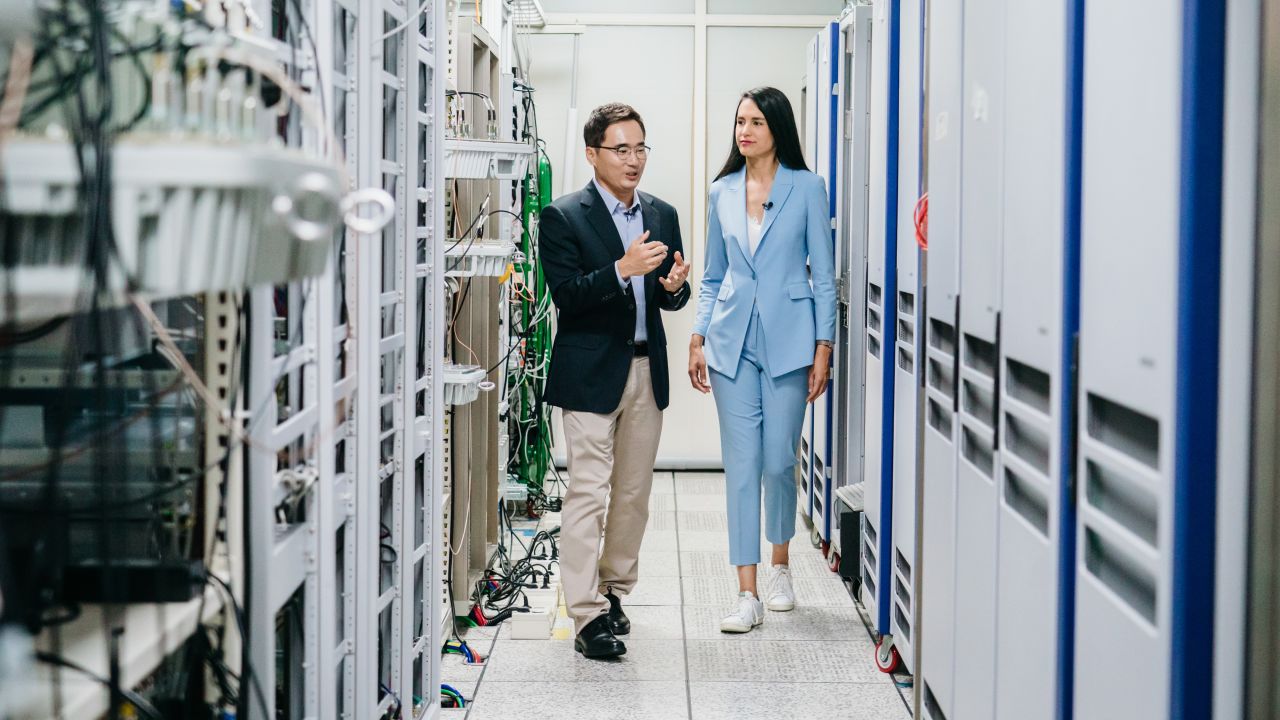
[898,318,915,346]
[1084,527,1157,624]
[898,290,915,315]
[962,379,995,429]
[1086,393,1160,470]
[963,333,998,378]
[962,426,995,477]
[1005,413,1051,474]
[1006,357,1052,415]
[928,356,955,398]
[928,398,953,437]
[928,318,956,356]
[898,347,915,373]
[1005,467,1050,537]
[1086,460,1158,547]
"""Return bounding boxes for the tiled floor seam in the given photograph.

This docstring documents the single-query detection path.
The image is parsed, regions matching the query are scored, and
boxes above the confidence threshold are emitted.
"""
[848,545,915,718]
[462,612,501,719]
[670,473,696,720]
[463,502,554,718]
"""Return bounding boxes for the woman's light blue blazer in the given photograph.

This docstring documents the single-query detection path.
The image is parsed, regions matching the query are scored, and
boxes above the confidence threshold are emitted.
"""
[693,164,837,379]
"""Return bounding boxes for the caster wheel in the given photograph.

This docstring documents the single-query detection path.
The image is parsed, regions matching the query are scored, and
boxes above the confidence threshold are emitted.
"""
[875,637,901,674]
[828,550,840,573]
[810,525,822,548]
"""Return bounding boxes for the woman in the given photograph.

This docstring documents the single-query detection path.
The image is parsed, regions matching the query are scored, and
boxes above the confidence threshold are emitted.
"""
[689,87,836,633]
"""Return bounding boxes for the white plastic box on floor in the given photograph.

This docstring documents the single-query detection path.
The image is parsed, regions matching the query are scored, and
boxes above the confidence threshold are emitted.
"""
[509,584,560,640]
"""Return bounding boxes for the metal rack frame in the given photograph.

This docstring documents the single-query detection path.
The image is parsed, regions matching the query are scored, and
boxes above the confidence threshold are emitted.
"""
[232,0,446,718]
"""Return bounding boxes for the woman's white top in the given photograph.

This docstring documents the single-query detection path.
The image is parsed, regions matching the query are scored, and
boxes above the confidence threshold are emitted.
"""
[747,213,764,256]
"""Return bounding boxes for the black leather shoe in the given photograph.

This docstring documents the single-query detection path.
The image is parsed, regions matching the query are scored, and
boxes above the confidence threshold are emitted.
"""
[604,591,630,636]
[574,614,626,659]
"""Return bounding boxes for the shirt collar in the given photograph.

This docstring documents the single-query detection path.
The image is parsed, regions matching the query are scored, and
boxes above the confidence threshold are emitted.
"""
[593,177,641,216]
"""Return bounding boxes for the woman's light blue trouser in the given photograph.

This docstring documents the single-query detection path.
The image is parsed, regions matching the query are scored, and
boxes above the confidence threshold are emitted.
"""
[708,307,811,567]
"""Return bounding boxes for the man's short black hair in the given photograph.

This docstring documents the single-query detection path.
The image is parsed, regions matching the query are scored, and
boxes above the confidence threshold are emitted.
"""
[583,103,646,149]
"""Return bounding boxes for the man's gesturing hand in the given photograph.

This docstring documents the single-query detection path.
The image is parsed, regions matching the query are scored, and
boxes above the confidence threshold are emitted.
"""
[660,251,690,293]
[617,231,667,279]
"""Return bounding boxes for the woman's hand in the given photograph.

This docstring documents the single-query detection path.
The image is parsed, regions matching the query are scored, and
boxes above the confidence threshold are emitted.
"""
[807,344,833,402]
[689,335,711,394]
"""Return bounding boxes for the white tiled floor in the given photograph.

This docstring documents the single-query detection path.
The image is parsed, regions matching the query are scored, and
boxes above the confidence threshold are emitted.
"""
[443,471,912,720]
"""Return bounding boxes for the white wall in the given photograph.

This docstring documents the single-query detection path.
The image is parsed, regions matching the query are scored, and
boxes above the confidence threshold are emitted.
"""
[528,5,839,467]
[705,27,817,182]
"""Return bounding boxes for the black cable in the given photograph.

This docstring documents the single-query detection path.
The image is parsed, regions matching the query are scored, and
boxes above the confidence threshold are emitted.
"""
[207,572,272,720]
[35,652,166,720]
[484,334,521,375]
[445,90,490,100]
[380,543,398,564]
[487,208,526,230]
[445,195,493,253]
[0,317,68,348]
[447,278,472,338]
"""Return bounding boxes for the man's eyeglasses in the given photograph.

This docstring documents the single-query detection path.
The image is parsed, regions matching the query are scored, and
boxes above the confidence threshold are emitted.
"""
[592,144,651,160]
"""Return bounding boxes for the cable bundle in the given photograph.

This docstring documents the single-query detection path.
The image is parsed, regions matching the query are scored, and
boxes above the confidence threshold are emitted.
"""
[442,639,483,664]
[440,683,467,708]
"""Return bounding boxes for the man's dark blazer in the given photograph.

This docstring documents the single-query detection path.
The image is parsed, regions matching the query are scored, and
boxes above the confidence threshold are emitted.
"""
[539,181,691,414]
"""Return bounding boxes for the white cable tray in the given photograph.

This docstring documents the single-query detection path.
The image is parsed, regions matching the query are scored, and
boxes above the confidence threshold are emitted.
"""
[442,138,534,180]
[509,0,546,27]
[835,482,865,512]
[443,363,488,406]
[445,240,515,277]
[0,136,343,323]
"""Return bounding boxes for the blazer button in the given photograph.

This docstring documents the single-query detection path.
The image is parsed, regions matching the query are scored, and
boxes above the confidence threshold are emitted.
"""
[628,303,636,311]
[626,339,634,346]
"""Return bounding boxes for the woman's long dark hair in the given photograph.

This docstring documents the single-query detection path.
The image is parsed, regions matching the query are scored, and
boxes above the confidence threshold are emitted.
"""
[714,86,809,181]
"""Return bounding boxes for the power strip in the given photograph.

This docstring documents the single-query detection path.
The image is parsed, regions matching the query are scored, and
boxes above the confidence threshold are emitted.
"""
[509,582,560,640]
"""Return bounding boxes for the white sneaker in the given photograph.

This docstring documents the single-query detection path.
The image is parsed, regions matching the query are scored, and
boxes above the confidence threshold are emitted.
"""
[719,591,765,633]
[766,565,796,612]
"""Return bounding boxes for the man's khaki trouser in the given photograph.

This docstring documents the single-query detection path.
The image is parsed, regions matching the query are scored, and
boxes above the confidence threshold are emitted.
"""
[560,357,662,634]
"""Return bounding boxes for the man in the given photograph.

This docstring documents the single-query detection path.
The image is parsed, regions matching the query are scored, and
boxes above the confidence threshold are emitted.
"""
[539,103,691,659]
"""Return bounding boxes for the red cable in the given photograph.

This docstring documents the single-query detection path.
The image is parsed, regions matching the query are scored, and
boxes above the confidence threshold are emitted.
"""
[913,193,929,251]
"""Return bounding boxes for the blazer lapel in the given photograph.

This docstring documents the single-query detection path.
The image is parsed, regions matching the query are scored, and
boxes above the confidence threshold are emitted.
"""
[725,169,754,269]
[581,182,625,261]
[640,193,661,296]
[757,165,796,252]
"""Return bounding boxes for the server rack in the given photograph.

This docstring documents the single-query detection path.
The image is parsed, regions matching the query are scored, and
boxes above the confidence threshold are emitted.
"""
[831,3,874,569]
[919,0,964,713]
[950,0,1006,715]
[993,1,1073,716]
[0,0,448,715]
[805,20,842,545]
[352,1,447,716]
[888,0,925,676]
[800,33,820,524]
[1073,2,1179,717]
[1073,0,1230,717]
[860,0,901,648]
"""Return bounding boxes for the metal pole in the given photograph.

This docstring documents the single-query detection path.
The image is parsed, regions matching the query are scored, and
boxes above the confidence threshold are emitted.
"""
[561,32,581,195]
